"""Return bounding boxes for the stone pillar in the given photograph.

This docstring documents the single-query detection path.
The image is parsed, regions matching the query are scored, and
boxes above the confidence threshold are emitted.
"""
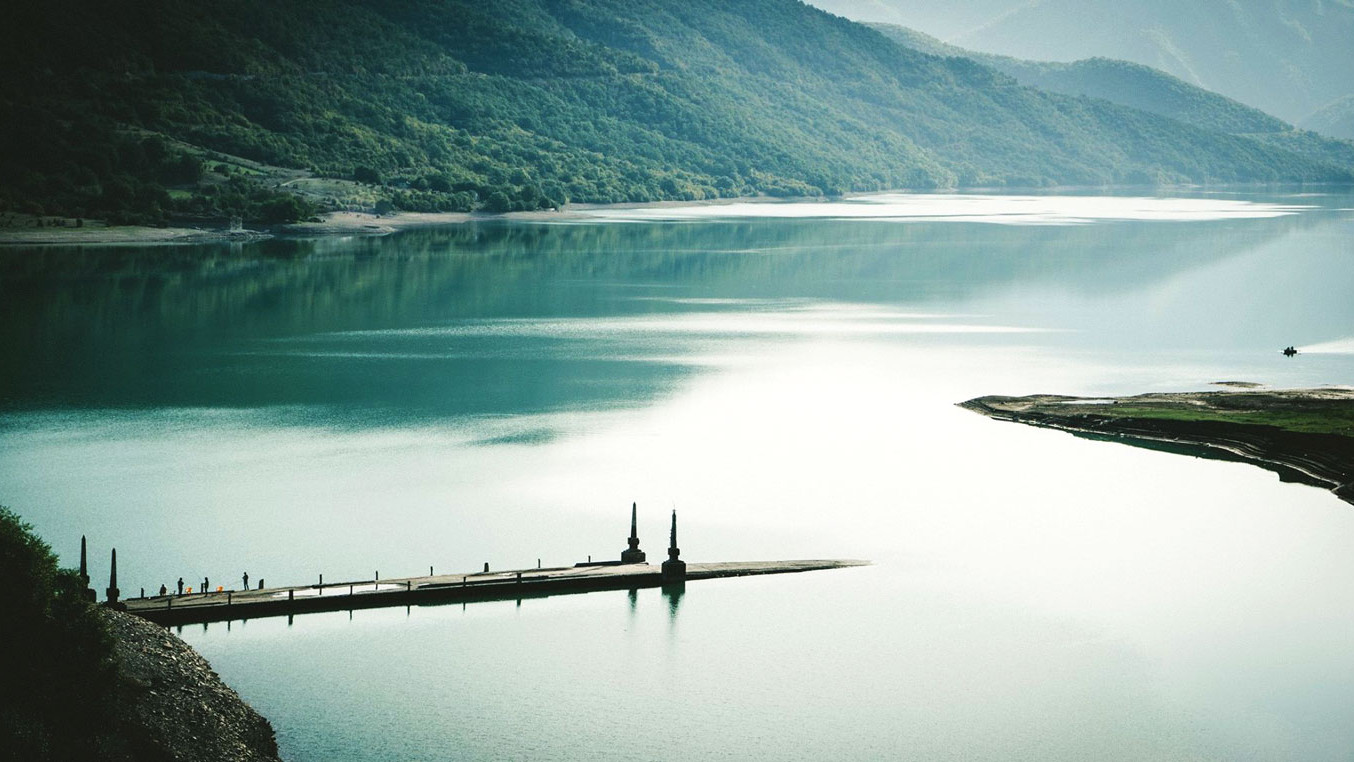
[661,510,686,583]
[79,535,95,601]
[105,548,123,608]
[621,502,646,563]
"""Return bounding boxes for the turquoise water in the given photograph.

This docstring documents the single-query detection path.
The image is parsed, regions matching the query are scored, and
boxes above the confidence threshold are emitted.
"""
[2,191,1353,759]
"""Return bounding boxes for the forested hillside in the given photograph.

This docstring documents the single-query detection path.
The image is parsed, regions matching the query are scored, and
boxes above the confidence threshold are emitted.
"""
[1,0,1351,225]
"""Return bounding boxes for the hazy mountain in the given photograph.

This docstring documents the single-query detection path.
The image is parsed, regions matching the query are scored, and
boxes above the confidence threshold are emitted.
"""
[807,0,1018,39]
[870,22,1354,171]
[811,0,1354,126]
[1,0,1350,225]
[1302,96,1354,140]
[869,24,1291,135]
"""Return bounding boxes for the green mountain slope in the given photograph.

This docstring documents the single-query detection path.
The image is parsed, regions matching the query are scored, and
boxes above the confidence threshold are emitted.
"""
[1,0,1350,225]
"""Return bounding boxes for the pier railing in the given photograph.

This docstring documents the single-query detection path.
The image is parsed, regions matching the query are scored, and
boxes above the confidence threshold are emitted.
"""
[123,560,867,626]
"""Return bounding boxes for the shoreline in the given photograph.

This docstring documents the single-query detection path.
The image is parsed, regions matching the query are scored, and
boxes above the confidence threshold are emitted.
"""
[2,183,1342,247]
[0,195,823,246]
[960,388,1354,506]
[102,607,282,761]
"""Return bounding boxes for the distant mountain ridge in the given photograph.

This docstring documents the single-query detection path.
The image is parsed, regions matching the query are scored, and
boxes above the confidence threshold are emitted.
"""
[1303,97,1354,141]
[811,0,1354,128]
[867,23,1354,170]
[0,0,1351,225]
[867,24,1290,135]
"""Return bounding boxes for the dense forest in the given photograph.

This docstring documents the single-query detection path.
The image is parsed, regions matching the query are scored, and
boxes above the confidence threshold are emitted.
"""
[1,0,1352,225]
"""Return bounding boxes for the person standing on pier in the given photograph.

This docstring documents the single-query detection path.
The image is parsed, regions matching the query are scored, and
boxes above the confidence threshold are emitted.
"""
[177,577,184,595]
[159,583,167,596]
[242,571,249,591]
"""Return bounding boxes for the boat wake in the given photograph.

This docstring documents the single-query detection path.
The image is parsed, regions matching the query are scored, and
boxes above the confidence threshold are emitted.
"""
[1300,337,1354,354]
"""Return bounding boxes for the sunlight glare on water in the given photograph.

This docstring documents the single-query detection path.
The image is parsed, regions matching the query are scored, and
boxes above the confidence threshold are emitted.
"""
[2,191,1353,760]
[576,192,1312,224]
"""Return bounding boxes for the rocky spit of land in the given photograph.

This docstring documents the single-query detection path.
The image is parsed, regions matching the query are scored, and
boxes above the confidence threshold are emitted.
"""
[960,387,1354,505]
[101,608,281,762]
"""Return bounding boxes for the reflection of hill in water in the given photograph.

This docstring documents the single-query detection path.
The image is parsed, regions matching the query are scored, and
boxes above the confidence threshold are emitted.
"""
[0,208,1332,418]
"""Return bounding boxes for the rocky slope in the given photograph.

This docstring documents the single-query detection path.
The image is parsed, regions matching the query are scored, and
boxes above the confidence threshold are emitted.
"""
[102,608,282,762]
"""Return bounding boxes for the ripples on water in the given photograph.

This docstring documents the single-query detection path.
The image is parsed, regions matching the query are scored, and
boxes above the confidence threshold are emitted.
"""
[2,192,1354,760]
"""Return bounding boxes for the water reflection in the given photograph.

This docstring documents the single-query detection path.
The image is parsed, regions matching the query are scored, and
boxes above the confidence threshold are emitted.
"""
[2,194,1353,593]
[0,203,1331,421]
[4,193,1354,760]
[577,192,1312,224]
[662,581,684,629]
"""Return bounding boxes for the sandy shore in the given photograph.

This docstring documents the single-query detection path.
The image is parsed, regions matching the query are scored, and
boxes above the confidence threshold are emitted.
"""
[1,187,1308,246]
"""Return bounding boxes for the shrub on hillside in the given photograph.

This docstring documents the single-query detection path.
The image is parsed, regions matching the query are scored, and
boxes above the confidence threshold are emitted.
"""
[0,507,118,760]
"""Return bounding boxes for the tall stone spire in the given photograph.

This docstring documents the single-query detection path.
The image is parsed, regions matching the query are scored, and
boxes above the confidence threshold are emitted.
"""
[621,502,646,563]
[661,509,686,582]
[80,535,95,601]
[105,548,122,608]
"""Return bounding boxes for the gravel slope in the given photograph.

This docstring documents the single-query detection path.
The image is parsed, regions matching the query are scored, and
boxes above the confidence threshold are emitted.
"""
[102,609,282,762]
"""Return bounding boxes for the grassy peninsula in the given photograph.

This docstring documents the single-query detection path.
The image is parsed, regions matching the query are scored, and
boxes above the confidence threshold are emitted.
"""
[961,388,1354,505]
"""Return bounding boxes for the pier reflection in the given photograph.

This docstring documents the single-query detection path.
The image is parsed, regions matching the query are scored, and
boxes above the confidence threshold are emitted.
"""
[662,581,684,628]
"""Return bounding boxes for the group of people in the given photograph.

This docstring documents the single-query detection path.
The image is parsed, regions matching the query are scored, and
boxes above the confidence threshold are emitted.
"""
[156,572,260,597]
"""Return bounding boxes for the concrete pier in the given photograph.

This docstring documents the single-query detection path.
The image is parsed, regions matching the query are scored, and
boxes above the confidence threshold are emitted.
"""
[123,559,868,627]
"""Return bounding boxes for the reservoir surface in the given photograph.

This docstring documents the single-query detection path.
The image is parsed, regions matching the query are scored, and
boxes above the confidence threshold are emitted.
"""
[3,191,1353,760]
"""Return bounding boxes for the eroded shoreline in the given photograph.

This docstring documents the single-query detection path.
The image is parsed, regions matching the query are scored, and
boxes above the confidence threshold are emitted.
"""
[0,187,1327,246]
[0,197,799,246]
[960,387,1354,505]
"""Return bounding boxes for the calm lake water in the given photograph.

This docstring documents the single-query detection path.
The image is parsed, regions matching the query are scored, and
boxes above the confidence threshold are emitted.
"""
[3,191,1354,760]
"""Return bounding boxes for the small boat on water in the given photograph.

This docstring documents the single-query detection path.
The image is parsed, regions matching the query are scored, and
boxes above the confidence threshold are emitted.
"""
[1282,345,1298,357]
